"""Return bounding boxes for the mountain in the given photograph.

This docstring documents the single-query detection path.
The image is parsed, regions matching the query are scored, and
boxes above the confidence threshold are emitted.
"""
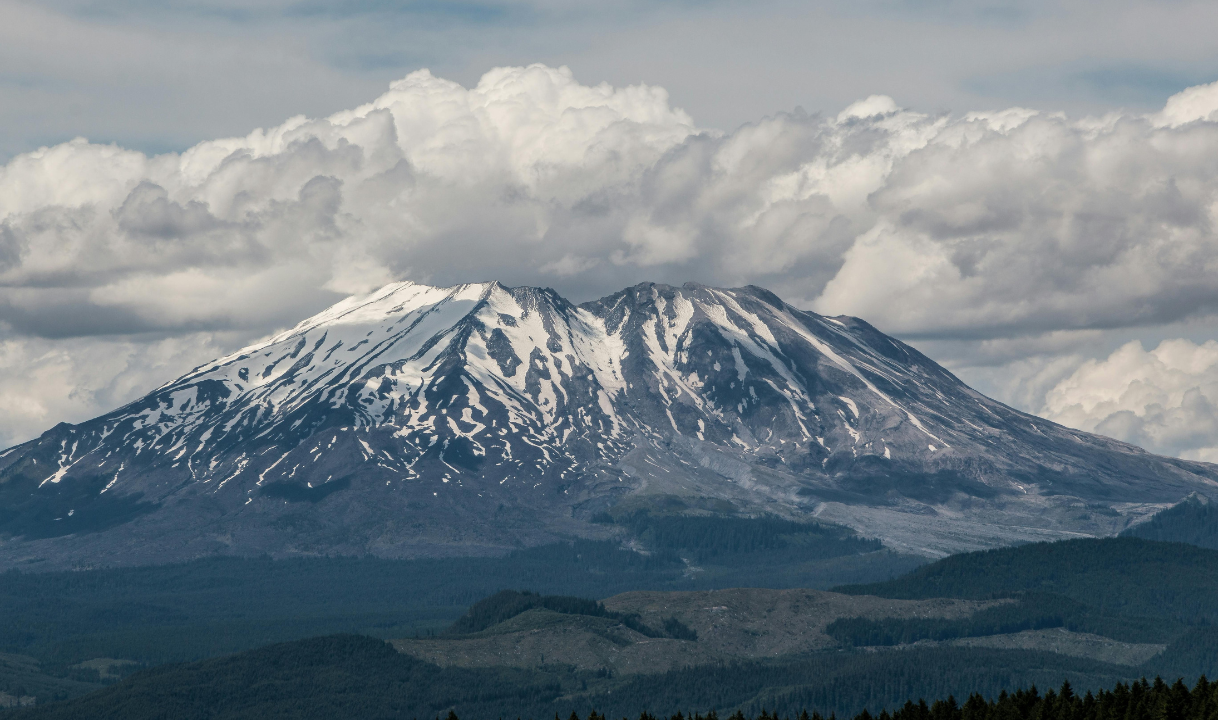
[2,280,1216,568]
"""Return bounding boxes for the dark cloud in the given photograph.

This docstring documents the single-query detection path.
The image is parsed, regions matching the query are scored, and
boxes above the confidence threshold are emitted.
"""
[115,182,221,239]
[0,293,191,338]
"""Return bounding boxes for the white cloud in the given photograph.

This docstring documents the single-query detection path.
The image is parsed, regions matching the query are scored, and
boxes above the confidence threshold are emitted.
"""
[0,64,699,338]
[11,62,1218,340]
[7,63,1218,453]
[838,95,900,122]
[0,333,236,447]
[1153,80,1218,128]
[1039,339,1218,462]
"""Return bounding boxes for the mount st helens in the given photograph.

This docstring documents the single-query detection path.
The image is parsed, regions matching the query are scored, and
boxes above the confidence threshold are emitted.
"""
[1,281,1214,568]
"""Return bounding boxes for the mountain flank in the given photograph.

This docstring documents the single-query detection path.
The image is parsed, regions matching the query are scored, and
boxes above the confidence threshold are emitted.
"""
[3,281,1217,568]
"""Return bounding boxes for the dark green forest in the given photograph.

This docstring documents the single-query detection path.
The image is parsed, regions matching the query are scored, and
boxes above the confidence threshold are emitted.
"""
[444,590,696,640]
[830,538,1218,672]
[1121,496,1218,550]
[0,540,684,702]
[836,537,1218,623]
[0,541,675,671]
[0,515,915,672]
[0,515,915,701]
[6,530,1218,716]
[5,633,1216,720]
[825,593,1176,646]
[445,590,619,634]
[509,676,1218,720]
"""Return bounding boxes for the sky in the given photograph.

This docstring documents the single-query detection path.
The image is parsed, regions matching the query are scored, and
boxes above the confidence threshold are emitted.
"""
[4,0,1218,462]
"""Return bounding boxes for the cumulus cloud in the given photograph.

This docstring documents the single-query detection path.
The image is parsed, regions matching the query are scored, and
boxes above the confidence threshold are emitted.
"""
[7,64,1218,450]
[8,65,1218,341]
[0,333,236,447]
[1153,80,1218,128]
[0,65,699,338]
[1039,340,1218,462]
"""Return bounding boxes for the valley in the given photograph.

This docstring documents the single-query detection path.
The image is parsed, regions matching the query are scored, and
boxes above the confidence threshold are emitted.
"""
[2,535,1217,717]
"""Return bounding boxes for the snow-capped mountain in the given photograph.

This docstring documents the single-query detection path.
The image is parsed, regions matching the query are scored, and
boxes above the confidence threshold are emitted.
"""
[2,280,1215,567]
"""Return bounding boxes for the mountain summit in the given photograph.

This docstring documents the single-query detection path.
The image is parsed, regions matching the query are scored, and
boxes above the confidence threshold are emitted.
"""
[1,280,1214,567]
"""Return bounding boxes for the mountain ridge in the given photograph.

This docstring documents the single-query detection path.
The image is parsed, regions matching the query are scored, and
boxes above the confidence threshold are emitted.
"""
[1,279,1215,568]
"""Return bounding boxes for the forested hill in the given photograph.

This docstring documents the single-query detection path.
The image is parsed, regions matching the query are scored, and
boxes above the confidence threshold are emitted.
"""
[1121,496,1218,550]
[835,537,1218,623]
[8,537,1218,717]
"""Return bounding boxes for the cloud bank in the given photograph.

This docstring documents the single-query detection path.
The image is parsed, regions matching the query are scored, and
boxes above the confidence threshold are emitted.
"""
[1040,339,1218,462]
[6,64,1218,452]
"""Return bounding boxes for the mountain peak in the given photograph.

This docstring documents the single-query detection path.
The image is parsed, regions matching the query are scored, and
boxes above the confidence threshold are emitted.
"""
[1,280,1215,568]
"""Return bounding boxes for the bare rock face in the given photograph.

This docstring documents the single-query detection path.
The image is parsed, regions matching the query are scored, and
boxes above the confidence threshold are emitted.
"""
[2,280,1216,567]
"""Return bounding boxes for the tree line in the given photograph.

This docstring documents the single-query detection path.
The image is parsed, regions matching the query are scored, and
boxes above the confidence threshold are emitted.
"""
[438,676,1217,720]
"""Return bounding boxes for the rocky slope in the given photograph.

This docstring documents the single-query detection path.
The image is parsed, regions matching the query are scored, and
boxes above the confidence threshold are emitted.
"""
[2,280,1215,567]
